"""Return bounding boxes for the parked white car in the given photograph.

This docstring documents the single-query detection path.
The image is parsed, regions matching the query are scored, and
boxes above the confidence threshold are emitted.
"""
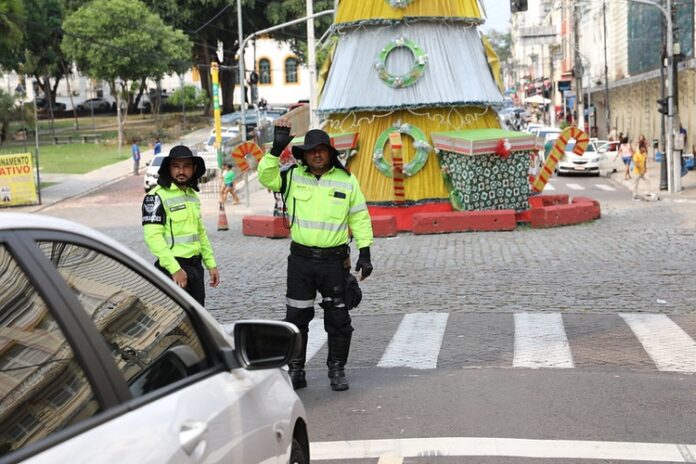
[0,213,310,464]
[557,140,602,175]
[143,154,166,192]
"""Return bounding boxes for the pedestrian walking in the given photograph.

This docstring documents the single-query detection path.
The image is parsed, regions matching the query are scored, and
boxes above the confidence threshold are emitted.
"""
[618,136,633,180]
[219,163,240,205]
[632,143,648,200]
[131,139,141,175]
[153,137,162,156]
[258,120,374,392]
[141,145,220,306]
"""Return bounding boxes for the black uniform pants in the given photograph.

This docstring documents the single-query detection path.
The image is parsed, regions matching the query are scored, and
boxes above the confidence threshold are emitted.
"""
[156,255,205,306]
[285,243,353,367]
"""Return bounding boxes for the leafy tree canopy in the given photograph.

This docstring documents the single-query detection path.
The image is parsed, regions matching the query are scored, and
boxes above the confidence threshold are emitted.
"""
[0,0,26,70]
[61,0,192,83]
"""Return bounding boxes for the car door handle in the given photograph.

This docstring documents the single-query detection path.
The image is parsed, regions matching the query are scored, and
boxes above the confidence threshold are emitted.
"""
[179,421,208,456]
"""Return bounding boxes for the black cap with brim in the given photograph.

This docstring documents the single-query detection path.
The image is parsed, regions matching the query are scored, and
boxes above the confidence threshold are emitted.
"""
[157,145,206,190]
[291,129,341,162]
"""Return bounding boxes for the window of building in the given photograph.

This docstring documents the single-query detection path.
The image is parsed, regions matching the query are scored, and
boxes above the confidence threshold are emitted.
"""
[285,57,299,84]
[46,373,82,408]
[259,59,272,85]
[122,313,154,338]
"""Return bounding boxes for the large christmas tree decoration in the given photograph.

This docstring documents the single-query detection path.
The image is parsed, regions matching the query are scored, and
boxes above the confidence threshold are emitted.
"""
[315,0,545,229]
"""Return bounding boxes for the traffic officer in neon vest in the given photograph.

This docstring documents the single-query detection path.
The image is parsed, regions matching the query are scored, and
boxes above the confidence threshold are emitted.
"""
[142,145,220,305]
[258,120,374,391]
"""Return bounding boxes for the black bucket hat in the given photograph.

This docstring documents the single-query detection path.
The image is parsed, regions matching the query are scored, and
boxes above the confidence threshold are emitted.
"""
[292,129,341,162]
[158,145,206,191]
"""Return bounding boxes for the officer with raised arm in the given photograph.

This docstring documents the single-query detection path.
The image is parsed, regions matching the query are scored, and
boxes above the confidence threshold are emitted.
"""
[258,119,374,391]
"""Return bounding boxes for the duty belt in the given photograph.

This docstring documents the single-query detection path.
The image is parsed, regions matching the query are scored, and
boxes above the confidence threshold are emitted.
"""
[290,242,349,260]
[175,255,202,264]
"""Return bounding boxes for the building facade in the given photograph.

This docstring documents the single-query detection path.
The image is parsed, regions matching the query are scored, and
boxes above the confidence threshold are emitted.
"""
[509,0,696,148]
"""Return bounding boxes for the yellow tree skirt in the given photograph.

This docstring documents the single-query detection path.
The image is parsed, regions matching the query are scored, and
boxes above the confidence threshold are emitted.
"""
[325,107,500,203]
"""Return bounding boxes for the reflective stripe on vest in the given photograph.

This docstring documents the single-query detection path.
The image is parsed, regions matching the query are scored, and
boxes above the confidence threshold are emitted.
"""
[163,195,200,209]
[292,175,354,192]
[167,233,200,246]
[294,218,349,233]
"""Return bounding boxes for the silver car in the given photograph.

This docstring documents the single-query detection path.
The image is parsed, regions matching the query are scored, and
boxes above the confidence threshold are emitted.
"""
[0,213,309,463]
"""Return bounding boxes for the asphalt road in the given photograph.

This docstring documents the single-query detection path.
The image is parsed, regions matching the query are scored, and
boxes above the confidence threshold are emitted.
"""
[35,171,696,463]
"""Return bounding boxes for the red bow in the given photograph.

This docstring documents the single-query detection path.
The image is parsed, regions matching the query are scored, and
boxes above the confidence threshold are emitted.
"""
[495,138,511,158]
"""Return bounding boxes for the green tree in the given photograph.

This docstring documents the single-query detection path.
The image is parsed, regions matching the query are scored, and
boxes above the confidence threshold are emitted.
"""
[263,0,334,64]
[62,0,192,148]
[486,30,512,80]
[0,0,26,70]
[0,88,16,144]
[169,84,209,110]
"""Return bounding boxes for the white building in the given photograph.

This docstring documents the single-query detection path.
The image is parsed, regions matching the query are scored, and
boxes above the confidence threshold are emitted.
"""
[2,37,311,109]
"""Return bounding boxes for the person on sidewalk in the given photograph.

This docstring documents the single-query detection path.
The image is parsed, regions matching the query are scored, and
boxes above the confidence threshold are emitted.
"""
[632,143,649,200]
[258,120,374,392]
[618,136,633,180]
[142,145,220,306]
[131,139,141,175]
[219,163,240,205]
[153,137,162,156]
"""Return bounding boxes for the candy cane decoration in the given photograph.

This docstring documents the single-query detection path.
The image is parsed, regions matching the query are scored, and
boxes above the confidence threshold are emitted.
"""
[532,127,589,193]
[389,131,406,202]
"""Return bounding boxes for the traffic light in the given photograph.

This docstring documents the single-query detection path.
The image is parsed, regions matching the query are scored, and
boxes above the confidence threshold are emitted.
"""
[511,0,528,13]
[657,98,668,116]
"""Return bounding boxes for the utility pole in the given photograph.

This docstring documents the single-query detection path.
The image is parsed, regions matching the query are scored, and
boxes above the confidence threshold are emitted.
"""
[306,0,318,129]
[602,0,611,137]
[669,0,681,192]
[574,1,584,131]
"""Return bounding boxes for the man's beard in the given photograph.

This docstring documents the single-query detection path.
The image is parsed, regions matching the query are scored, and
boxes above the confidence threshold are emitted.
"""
[173,177,190,187]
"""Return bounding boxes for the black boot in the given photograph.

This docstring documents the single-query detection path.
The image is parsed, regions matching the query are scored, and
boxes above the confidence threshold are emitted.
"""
[327,334,351,391]
[327,361,349,391]
[288,363,307,390]
[288,329,308,390]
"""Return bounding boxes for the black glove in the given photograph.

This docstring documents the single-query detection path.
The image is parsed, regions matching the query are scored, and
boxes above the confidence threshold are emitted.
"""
[270,125,293,157]
[355,247,373,280]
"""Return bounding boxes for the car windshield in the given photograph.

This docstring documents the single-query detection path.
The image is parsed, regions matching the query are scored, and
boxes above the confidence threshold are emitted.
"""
[151,156,165,166]
[539,130,560,138]
[567,142,596,152]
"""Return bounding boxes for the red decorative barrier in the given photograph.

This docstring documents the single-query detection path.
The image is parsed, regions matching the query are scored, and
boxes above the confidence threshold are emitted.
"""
[371,215,398,237]
[242,216,290,238]
[530,203,601,228]
[412,210,517,235]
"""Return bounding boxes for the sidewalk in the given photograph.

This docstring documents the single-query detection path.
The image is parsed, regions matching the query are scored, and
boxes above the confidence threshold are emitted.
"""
[606,156,696,202]
[12,127,246,213]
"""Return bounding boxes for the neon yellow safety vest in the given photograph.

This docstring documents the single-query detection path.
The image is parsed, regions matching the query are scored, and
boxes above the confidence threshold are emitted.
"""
[143,184,217,274]
[258,154,374,249]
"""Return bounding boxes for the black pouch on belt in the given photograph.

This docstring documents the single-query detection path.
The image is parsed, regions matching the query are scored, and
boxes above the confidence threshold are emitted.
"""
[344,273,362,310]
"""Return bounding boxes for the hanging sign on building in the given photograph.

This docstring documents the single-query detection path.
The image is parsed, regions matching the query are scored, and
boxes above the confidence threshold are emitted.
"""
[0,153,38,207]
[519,26,557,45]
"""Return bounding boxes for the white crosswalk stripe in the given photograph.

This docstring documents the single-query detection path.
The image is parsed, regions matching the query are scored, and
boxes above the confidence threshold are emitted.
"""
[513,313,574,368]
[542,183,556,191]
[378,313,449,369]
[302,312,696,373]
[594,183,616,191]
[306,318,327,362]
[566,183,584,190]
[620,313,696,373]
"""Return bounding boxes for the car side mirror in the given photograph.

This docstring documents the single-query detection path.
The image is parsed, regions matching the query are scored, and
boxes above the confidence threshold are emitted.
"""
[145,161,151,166]
[229,320,300,370]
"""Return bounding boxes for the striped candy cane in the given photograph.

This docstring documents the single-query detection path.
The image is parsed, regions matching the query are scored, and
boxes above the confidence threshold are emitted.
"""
[532,127,589,193]
[389,131,406,202]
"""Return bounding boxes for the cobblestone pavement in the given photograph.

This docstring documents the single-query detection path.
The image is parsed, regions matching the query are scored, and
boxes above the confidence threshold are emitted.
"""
[38,174,696,324]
